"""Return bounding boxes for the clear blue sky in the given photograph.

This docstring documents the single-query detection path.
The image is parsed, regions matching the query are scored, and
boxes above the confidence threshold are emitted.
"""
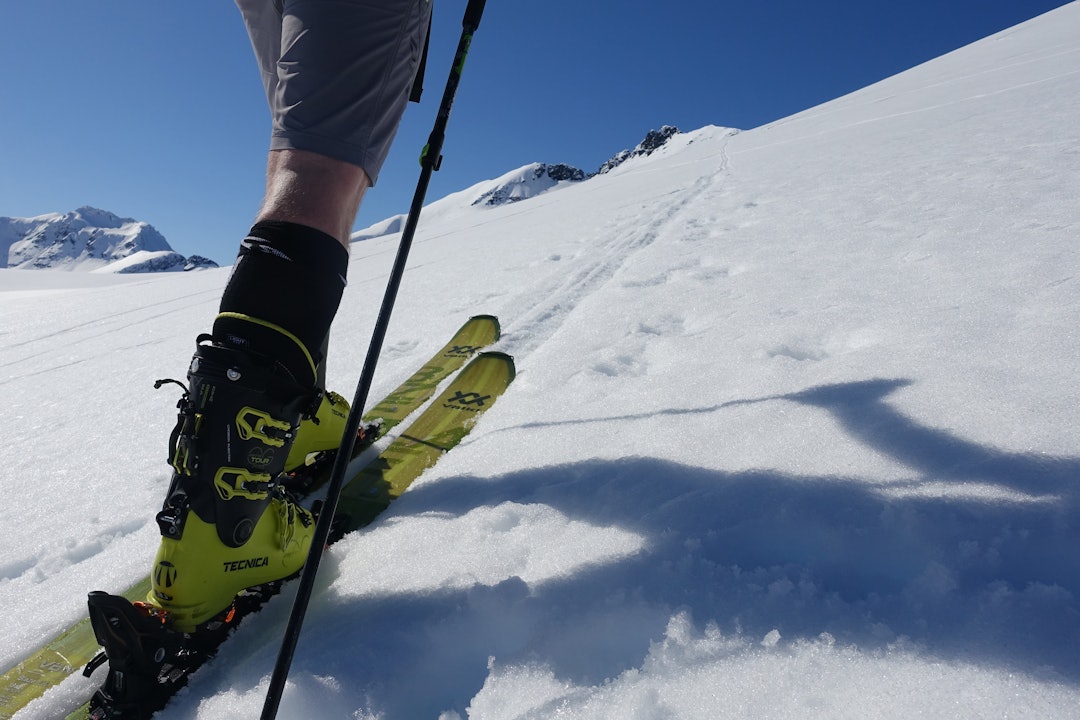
[1,0,1071,264]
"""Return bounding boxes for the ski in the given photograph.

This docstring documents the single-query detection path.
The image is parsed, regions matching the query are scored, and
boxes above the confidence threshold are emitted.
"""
[0,315,501,720]
[76,350,515,720]
[335,351,516,532]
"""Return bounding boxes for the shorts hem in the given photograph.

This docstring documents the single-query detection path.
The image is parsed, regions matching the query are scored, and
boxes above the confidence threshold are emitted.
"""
[269,132,382,186]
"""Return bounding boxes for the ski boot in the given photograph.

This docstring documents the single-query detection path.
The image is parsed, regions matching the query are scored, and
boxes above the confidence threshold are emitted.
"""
[85,221,352,715]
[282,388,350,492]
[146,335,326,632]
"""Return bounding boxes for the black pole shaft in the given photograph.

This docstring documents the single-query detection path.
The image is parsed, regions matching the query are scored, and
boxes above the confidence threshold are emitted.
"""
[260,2,486,718]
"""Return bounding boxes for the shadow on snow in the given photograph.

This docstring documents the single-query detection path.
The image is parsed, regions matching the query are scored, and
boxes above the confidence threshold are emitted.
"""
[283,378,1080,717]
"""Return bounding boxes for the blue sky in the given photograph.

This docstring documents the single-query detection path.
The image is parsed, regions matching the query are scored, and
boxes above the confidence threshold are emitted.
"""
[1,0,1071,264]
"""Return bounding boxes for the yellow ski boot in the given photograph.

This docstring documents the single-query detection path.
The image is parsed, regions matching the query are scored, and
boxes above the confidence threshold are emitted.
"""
[147,337,328,632]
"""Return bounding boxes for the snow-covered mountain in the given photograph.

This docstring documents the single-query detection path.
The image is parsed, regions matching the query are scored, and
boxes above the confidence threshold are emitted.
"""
[352,128,682,241]
[2,4,1079,719]
[0,206,217,273]
[596,124,681,174]
[470,162,587,207]
[351,161,589,241]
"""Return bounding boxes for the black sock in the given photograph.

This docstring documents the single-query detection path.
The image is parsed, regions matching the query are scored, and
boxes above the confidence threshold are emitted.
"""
[213,220,348,387]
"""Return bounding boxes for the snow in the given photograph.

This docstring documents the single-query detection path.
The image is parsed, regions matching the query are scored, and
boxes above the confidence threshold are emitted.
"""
[2,4,1080,718]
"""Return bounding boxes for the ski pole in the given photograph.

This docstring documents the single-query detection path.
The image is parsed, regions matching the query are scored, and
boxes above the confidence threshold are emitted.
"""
[260,1,487,718]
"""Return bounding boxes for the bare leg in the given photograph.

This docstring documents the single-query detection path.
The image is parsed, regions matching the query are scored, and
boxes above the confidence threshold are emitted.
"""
[257,148,371,249]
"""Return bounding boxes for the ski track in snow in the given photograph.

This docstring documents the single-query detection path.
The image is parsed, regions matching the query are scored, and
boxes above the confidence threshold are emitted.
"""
[0,285,220,383]
[498,136,733,362]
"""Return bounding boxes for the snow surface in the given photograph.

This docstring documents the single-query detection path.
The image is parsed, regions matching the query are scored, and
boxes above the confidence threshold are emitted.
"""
[2,4,1080,718]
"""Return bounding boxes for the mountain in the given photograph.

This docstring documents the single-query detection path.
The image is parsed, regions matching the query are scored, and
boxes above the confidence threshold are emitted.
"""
[596,124,681,174]
[1,4,1079,719]
[0,206,218,272]
[352,161,591,241]
[352,128,683,241]
[470,162,587,207]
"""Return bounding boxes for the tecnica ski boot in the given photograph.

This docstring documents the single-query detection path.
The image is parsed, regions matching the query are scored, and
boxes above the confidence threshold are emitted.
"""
[146,335,326,632]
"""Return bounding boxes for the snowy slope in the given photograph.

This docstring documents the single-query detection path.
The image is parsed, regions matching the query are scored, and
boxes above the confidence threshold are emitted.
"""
[2,4,1079,719]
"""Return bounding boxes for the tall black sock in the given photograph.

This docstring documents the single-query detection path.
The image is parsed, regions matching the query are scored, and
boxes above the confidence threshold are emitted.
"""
[213,220,348,388]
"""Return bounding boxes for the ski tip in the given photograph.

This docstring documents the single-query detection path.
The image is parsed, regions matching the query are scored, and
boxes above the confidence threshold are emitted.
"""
[476,350,516,383]
[467,313,501,338]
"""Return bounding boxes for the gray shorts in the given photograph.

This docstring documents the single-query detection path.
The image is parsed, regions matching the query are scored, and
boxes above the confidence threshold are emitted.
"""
[235,0,432,184]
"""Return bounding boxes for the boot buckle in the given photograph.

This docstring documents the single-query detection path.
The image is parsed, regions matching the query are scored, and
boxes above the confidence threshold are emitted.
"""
[213,468,272,502]
[236,406,291,447]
